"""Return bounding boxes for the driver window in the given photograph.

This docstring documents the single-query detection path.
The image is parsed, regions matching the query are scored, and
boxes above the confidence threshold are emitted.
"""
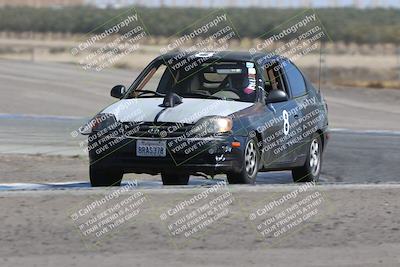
[263,64,287,94]
[267,69,279,90]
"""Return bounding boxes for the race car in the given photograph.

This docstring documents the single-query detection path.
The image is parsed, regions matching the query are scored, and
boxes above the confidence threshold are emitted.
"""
[80,51,329,186]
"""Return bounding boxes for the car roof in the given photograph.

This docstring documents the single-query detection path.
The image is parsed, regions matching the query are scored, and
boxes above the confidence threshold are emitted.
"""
[156,51,288,65]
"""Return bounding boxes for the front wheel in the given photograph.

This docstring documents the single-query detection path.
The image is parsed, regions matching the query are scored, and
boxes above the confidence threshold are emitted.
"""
[292,133,322,183]
[90,166,123,187]
[161,172,190,185]
[227,138,259,184]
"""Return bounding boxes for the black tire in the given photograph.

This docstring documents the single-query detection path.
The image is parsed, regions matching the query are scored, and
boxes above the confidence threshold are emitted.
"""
[161,172,190,185]
[292,133,322,183]
[227,138,259,184]
[90,166,123,187]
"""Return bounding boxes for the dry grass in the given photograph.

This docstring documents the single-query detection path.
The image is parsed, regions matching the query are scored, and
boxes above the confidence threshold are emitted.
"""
[1,36,400,88]
[335,80,400,89]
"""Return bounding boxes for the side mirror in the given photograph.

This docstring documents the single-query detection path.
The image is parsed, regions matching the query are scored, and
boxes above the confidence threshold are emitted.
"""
[110,85,126,99]
[265,90,288,103]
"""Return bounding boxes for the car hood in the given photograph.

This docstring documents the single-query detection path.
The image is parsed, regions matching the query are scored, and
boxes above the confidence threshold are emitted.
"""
[102,98,253,124]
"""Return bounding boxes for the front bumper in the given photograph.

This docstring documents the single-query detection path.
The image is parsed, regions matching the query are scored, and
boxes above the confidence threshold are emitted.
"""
[88,134,246,175]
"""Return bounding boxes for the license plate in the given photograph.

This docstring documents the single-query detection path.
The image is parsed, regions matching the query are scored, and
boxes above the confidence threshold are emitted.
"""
[136,140,166,157]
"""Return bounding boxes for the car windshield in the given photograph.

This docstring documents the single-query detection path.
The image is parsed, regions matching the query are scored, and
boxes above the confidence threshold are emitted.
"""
[126,60,258,103]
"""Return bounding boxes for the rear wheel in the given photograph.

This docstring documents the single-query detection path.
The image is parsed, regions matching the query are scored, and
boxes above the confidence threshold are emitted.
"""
[227,138,259,184]
[292,133,322,183]
[161,172,190,185]
[90,166,123,187]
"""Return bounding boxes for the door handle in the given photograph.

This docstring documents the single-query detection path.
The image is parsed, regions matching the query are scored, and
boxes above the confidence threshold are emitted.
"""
[267,103,276,114]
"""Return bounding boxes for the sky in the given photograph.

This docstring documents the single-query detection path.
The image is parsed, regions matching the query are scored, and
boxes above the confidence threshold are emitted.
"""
[92,0,400,8]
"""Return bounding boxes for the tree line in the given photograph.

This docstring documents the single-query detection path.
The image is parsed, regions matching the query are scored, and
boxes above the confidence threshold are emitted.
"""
[0,6,399,44]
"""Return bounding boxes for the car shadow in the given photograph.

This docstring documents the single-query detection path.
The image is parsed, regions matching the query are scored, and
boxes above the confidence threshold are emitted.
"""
[0,171,295,191]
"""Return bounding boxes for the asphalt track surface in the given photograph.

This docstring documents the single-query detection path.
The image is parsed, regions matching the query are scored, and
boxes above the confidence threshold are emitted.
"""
[0,115,399,190]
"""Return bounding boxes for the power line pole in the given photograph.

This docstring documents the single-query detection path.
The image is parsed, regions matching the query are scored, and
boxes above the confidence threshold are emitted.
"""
[301,0,312,8]
[372,0,381,8]
[397,46,400,81]
[331,0,339,8]
[352,0,362,8]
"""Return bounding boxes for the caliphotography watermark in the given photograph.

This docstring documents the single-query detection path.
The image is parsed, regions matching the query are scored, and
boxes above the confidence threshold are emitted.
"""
[253,96,327,163]
[159,181,234,246]
[68,180,148,247]
[71,8,148,72]
[247,181,329,242]
[250,10,329,71]
[69,100,147,159]
[159,10,239,83]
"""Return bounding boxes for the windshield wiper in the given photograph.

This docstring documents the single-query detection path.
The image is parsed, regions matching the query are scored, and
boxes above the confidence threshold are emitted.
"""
[182,92,236,101]
[125,90,165,99]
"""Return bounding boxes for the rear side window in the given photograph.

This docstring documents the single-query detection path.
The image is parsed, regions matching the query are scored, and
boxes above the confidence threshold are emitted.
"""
[285,62,306,97]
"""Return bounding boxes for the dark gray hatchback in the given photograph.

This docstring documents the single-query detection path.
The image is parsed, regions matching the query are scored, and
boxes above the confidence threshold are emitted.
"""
[80,51,329,186]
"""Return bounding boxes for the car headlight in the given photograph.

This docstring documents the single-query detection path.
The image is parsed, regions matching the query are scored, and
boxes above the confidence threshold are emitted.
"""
[192,116,233,135]
[79,113,117,135]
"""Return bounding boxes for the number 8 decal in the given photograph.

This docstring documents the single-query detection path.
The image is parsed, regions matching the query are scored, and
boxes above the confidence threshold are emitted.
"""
[283,110,290,135]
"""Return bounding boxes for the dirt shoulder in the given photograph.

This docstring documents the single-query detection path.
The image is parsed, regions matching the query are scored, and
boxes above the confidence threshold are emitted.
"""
[0,154,88,183]
[0,185,399,266]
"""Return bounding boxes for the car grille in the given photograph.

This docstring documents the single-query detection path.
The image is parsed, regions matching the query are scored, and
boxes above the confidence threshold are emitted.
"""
[121,122,193,138]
